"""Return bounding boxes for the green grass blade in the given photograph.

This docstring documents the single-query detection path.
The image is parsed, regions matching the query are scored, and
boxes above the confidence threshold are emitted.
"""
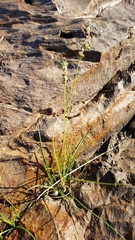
[17,226,36,240]
[74,197,126,240]
[72,178,124,187]
[52,138,63,181]
[0,227,14,238]
[38,126,54,185]
[71,128,93,162]
[37,141,125,200]
[1,195,16,212]
[0,214,15,227]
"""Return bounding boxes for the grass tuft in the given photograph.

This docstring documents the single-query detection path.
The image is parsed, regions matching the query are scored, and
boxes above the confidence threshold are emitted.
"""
[34,41,126,239]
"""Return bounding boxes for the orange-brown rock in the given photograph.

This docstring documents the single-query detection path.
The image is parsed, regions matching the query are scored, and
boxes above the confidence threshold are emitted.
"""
[0,0,135,239]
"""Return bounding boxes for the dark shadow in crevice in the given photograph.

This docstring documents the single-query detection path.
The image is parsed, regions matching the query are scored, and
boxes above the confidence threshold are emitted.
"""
[84,50,101,62]
[26,51,42,57]
[23,107,33,113]
[33,130,52,142]
[123,114,135,138]
[92,207,100,216]
[60,31,74,39]
[24,0,34,4]
[95,137,110,155]
[65,50,101,62]
[60,30,85,39]
[31,15,57,24]
[0,7,30,20]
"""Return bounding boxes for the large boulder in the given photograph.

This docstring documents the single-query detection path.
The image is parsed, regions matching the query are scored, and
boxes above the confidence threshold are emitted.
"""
[0,0,135,239]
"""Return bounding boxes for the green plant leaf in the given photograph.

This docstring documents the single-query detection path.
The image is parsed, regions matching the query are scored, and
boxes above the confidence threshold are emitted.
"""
[74,197,126,240]
[0,227,15,238]
[38,126,54,185]
[17,226,36,240]
[0,214,15,227]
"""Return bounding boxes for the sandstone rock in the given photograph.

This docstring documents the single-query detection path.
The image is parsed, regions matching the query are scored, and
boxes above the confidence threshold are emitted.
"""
[52,0,125,17]
[0,0,135,239]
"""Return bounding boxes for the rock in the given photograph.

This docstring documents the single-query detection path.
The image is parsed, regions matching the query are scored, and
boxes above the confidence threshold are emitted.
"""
[52,0,124,17]
[7,198,89,240]
[79,136,135,239]
[0,0,135,239]
[128,115,135,137]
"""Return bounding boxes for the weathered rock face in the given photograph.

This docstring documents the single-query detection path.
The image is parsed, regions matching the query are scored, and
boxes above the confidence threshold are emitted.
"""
[0,0,135,239]
[52,0,124,17]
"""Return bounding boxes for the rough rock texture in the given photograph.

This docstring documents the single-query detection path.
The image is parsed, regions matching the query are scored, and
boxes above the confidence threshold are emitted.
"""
[53,0,124,17]
[0,0,135,239]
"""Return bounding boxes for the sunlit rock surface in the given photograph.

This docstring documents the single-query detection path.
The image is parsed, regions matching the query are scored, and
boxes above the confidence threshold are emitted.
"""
[0,0,135,239]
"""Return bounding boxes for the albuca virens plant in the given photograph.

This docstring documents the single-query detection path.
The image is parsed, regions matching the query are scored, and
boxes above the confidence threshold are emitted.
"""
[32,41,125,240]
[36,41,92,199]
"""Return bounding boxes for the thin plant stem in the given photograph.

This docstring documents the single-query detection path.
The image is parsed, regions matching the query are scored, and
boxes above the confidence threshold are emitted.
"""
[61,59,68,180]
[60,42,91,184]
[17,226,36,240]
[52,137,63,182]
[74,197,126,240]
[37,140,125,200]
[38,126,54,185]
[67,42,91,116]
[67,57,82,116]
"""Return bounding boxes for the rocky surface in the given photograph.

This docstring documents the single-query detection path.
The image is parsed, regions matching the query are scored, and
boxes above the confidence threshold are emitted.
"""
[0,0,135,239]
